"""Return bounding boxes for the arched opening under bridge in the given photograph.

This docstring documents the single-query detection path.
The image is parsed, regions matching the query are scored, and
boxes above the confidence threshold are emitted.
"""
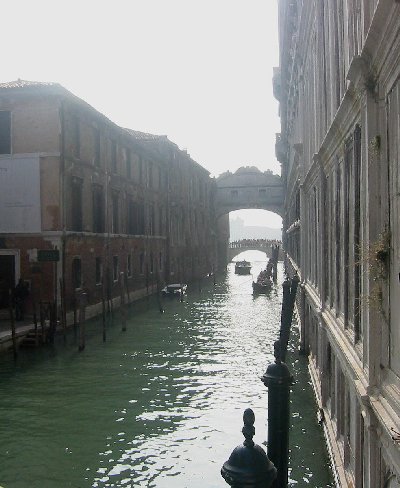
[214,167,284,269]
[217,208,283,264]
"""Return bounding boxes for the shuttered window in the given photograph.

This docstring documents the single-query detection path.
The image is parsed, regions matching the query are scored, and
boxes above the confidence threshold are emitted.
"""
[0,111,11,154]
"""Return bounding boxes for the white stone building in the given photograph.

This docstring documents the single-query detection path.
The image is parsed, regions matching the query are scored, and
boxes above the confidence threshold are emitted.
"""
[276,1,400,486]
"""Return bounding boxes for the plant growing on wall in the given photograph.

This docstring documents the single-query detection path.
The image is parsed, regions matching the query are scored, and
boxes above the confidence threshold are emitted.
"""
[363,229,391,318]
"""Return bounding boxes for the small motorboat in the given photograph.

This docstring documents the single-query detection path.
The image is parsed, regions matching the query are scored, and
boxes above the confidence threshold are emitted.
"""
[235,260,252,275]
[161,283,187,296]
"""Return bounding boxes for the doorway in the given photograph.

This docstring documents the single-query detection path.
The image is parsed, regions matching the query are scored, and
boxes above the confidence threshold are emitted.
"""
[0,252,18,309]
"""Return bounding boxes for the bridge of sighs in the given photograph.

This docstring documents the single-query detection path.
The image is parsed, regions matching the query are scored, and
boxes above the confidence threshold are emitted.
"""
[215,166,284,218]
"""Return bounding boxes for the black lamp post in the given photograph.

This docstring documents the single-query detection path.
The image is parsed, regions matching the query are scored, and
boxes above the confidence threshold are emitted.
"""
[221,408,277,487]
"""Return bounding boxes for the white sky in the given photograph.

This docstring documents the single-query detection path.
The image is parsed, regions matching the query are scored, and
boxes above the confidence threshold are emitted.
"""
[2,0,282,229]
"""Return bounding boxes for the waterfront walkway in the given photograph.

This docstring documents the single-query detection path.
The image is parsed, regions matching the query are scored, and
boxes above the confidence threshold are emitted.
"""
[0,316,36,351]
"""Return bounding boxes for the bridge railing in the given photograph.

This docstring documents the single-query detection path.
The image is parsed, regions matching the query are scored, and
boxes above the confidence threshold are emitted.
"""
[229,239,282,249]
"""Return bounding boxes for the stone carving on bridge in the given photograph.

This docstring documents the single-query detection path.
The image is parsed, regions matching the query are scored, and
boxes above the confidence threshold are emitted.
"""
[216,166,284,217]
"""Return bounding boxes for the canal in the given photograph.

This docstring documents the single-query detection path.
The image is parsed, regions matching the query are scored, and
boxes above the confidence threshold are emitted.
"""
[0,257,333,488]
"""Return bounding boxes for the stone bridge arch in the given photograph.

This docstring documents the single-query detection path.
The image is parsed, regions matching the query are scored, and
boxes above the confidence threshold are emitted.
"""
[228,239,282,262]
[216,166,284,218]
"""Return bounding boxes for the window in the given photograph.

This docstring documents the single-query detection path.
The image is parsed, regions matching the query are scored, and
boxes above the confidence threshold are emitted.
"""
[113,255,119,281]
[335,165,342,312]
[111,141,117,173]
[138,156,143,183]
[127,199,138,235]
[231,190,238,198]
[111,191,119,234]
[159,206,163,236]
[128,203,144,235]
[148,204,155,235]
[0,111,11,154]
[127,253,132,277]
[159,252,163,271]
[72,257,82,289]
[148,164,153,188]
[71,177,83,231]
[139,253,144,274]
[72,117,80,158]
[150,252,154,273]
[138,204,145,234]
[126,149,132,179]
[95,257,103,285]
[92,185,104,233]
[353,125,362,340]
[94,129,101,166]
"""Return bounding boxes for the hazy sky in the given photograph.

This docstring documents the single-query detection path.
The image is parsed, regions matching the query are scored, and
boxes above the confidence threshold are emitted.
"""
[2,0,282,229]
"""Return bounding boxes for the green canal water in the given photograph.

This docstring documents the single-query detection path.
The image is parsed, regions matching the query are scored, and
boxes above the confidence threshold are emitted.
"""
[0,258,333,488]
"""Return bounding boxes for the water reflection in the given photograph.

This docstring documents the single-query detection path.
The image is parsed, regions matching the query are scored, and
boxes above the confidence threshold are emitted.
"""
[0,258,332,488]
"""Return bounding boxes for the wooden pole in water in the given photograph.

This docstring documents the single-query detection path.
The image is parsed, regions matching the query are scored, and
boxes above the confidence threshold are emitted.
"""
[78,292,86,351]
[73,293,78,337]
[145,262,150,305]
[8,289,17,360]
[48,302,56,345]
[156,274,164,313]
[272,245,279,283]
[102,275,106,342]
[125,272,131,305]
[40,301,46,344]
[59,278,67,342]
[33,301,38,346]
[108,268,114,318]
[179,257,184,303]
[120,272,126,332]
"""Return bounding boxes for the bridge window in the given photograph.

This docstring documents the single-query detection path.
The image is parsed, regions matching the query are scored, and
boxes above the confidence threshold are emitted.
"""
[231,190,238,198]
[259,188,267,196]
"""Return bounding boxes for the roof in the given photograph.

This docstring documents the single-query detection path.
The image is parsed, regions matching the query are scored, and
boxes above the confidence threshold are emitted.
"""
[0,79,61,90]
[124,128,168,141]
[0,79,210,174]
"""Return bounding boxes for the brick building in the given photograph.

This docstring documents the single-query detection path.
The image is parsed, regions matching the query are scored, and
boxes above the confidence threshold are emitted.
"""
[0,80,220,320]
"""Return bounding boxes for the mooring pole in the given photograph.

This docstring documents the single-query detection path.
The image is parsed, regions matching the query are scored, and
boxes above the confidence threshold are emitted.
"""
[78,292,87,352]
[272,245,279,283]
[262,358,293,488]
[102,276,106,342]
[33,301,38,346]
[40,301,46,344]
[156,277,164,313]
[120,272,126,332]
[48,301,57,345]
[59,277,67,343]
[8,289,17,360]
[279,275,299,362]
[261,275,298,488]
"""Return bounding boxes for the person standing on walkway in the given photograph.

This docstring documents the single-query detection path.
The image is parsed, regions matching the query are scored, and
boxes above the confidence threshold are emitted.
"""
[14,279,29,321]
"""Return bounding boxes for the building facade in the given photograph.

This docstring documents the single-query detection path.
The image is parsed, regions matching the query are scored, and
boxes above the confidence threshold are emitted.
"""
[0,80,221,320]
[277,1,400,486]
